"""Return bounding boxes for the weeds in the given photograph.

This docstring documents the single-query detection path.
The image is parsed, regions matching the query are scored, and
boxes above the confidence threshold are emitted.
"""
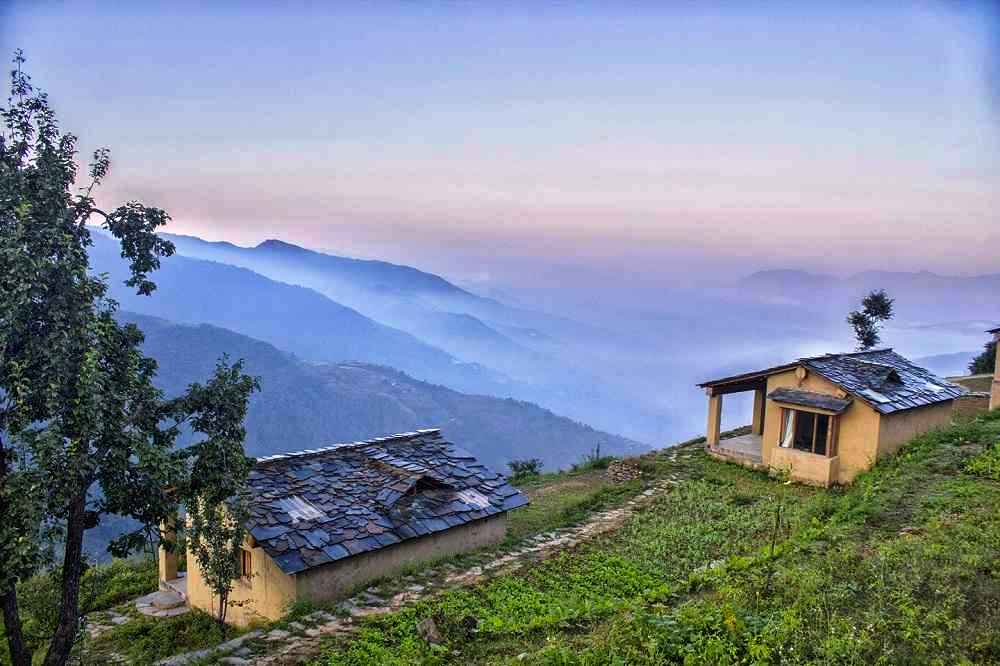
[318,412,1000,665]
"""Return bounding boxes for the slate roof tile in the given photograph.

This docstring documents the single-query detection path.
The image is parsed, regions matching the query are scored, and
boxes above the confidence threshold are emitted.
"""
[247,429,529,575]
[802,349,965,415]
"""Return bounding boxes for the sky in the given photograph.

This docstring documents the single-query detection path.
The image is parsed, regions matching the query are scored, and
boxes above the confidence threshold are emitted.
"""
[2,1,998,291]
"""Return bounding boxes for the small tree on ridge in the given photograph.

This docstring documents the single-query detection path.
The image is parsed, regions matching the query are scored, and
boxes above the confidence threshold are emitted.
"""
[847,289,894,351]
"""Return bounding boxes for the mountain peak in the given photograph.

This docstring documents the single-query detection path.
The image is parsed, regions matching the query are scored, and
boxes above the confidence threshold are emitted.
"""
[256,239,303,252]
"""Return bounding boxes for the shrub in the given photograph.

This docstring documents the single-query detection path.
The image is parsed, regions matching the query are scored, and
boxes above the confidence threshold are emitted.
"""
[966,444,1000,480]
[572,444,616,472]
[508,458,543,480]
[7,557,158,657]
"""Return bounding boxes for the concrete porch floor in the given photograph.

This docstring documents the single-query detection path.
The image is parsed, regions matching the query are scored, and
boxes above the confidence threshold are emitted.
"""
[711,433,763,465]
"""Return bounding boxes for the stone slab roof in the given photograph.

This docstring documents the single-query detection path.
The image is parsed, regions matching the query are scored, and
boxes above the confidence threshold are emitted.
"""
[700,349,963,415]
[802,349,965,415]
[768,388,852,414]
[246,429,528,575]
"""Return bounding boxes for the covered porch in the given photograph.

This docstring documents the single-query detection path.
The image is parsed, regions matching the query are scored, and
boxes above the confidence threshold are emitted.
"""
[701,370,772,469]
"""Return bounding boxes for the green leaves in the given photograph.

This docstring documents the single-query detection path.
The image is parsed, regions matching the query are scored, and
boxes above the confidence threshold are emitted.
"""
[0,51,259,664]
[968,340,996,375]
[846,289,895,351]
[104,201,175,296]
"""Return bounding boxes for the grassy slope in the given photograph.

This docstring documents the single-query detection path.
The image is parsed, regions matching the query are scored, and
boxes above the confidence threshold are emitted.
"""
[314,412,1000,665]
[5,415,999,665]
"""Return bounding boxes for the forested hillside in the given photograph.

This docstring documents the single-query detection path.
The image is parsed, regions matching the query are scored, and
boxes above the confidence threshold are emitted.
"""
[126,313,642,472]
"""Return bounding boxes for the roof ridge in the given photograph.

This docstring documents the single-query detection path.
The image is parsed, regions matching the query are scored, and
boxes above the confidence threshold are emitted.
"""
[255,428,442,465]
[800,348,893,362]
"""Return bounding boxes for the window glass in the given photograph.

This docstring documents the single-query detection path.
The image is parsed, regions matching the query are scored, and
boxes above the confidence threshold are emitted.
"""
[792,411,815,452]
[814,414,829,456]
[240,549,252,579]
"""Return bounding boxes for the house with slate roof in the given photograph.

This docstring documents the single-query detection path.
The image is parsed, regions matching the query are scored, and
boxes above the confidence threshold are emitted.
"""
[162,429,528,625]
[698,349,965,486]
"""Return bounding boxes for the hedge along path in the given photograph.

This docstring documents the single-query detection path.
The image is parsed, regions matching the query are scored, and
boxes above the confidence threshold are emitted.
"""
[163,446,704,665]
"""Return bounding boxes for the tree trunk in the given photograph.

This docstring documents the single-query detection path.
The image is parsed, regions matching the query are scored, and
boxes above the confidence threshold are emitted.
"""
[0,431,31,666]
[42,492,87,666]
[217,590,229,640]
[1,587,31,666]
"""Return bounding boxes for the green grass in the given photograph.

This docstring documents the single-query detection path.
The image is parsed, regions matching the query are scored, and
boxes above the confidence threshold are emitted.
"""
[314,412,1000,665]
[503,472,640,542]
[1,557,159,665]
[86,608,242,664]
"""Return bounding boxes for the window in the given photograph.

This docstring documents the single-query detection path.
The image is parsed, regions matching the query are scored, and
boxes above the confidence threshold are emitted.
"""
[239,548,252,580]
[779,408,836,456]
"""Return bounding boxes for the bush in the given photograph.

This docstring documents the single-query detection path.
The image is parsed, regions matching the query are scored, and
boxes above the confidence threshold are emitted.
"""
[508,458,543,480]
[4,558,158,659]
[966,444,1000,480]
[571,444,616,472]
[95,608,228,663]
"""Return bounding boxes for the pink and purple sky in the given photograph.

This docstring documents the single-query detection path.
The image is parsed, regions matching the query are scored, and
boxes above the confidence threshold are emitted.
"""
[3,1,998,289]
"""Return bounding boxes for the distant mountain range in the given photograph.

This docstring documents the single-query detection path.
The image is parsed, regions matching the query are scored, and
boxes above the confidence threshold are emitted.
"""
[124,312,641,472]
[90,233,511,397]
[160,233,538,367]
[89,230,999,449]
[914,351,978,378]
[135,232,674,443]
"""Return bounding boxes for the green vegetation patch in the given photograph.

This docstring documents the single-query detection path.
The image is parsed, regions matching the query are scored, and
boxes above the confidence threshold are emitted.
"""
[318,452,812,665]
[316,412,1000,665]
[1,558,158,663]
[88,608,240,664]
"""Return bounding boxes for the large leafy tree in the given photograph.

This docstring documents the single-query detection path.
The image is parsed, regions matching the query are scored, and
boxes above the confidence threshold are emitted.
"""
[0,51,257,666]
[969,340,997,375]
[846,289,894,351]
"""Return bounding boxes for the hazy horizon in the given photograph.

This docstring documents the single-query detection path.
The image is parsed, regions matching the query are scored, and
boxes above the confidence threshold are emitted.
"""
[3,1,998,291]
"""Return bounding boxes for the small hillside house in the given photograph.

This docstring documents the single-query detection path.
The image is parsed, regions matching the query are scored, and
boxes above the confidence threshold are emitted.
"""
[698,349,965,486]
[159,429,528,625]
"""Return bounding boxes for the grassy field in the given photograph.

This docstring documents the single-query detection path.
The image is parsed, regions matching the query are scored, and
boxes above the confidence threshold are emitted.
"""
[4,416,999,665]
[313,411,1000,665]
[0,436,670,665]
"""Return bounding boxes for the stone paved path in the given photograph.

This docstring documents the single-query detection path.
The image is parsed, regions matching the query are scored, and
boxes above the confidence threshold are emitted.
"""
[168,446,701,665]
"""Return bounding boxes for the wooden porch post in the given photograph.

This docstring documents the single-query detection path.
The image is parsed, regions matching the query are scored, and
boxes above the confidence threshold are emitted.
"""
[706,391,723,446]
[751,389,765,435]
[158,517,178,584]
[991,331,1000,411]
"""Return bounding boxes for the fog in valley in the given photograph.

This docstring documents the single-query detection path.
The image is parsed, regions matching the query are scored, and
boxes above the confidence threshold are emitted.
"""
[95,231,999,454]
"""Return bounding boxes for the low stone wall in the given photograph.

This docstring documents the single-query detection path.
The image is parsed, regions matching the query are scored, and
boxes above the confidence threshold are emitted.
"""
[954,392,990,418]
[605,459,642,483]
[947,374,993,393]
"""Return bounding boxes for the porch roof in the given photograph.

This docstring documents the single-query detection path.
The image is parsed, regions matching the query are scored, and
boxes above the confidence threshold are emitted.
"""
[768,388,852,414]
[697,361,798,395]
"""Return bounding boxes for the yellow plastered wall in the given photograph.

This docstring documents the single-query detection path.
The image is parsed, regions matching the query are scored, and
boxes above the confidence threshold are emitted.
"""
[296,514,508,605]
[877,401,954,458]
[763,367,881,485]
[762,366,955,485]
[186,537,297,626]
[186,514,508,627]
